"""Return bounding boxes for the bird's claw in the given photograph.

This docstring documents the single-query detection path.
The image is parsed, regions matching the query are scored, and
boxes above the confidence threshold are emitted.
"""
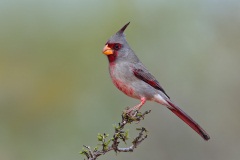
[124,107,138,117]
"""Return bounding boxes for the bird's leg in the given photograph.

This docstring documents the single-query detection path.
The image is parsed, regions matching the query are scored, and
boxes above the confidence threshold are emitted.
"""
[126,97,146,115]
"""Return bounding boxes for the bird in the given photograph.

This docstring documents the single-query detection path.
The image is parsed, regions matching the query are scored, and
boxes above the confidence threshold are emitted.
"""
[102,22,210,141]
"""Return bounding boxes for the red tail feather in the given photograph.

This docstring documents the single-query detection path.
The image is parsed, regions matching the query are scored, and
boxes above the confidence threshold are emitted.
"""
[166,100,210,141]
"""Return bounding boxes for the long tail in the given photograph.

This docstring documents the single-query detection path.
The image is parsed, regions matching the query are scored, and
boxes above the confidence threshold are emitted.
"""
[166,100,210,141]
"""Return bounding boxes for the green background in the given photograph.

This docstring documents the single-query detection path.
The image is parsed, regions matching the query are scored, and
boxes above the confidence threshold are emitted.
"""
[1,1,240,160]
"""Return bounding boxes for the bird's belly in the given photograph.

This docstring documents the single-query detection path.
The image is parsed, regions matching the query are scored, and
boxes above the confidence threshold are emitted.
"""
[112,78,139,99]
[109,63,140,99]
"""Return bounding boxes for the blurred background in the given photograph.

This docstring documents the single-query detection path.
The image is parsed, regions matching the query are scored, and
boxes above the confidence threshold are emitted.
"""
[0,0,240,160]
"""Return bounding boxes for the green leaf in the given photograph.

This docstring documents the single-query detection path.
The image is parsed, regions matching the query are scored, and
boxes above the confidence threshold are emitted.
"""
[124,130,129,140]
[94,146,98,151]
[79,149,88,155]
[97,133,103,141]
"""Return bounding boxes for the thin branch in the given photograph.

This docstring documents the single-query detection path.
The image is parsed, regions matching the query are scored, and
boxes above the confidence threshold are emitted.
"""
[80,110,151,160]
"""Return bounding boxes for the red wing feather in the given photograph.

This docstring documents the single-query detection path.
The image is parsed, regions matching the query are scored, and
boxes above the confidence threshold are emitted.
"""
[133,68,170,98]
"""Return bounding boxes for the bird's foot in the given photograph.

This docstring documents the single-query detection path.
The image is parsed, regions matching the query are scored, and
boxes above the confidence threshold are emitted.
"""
[122,108,151,124]
[124,98,146,117]
[124,107,138,117]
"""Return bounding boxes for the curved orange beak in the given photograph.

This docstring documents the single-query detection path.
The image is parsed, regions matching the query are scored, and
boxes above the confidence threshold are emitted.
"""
[102,45,113,55]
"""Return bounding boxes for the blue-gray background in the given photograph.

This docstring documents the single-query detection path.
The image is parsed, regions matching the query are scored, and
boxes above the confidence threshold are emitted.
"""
[1,1,240,160]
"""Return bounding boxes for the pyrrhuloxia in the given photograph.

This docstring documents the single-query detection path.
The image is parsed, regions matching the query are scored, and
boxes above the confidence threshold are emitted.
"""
[102,22,210,141]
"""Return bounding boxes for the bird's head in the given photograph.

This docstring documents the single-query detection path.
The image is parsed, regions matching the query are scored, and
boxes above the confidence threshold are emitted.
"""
[102,22,132,63]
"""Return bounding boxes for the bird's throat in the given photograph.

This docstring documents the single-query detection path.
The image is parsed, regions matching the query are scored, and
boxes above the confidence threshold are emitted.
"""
[107,52,117,63]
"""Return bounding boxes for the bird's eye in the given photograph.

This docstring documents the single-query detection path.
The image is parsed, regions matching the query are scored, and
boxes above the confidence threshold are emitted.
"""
[113,44,121,50]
